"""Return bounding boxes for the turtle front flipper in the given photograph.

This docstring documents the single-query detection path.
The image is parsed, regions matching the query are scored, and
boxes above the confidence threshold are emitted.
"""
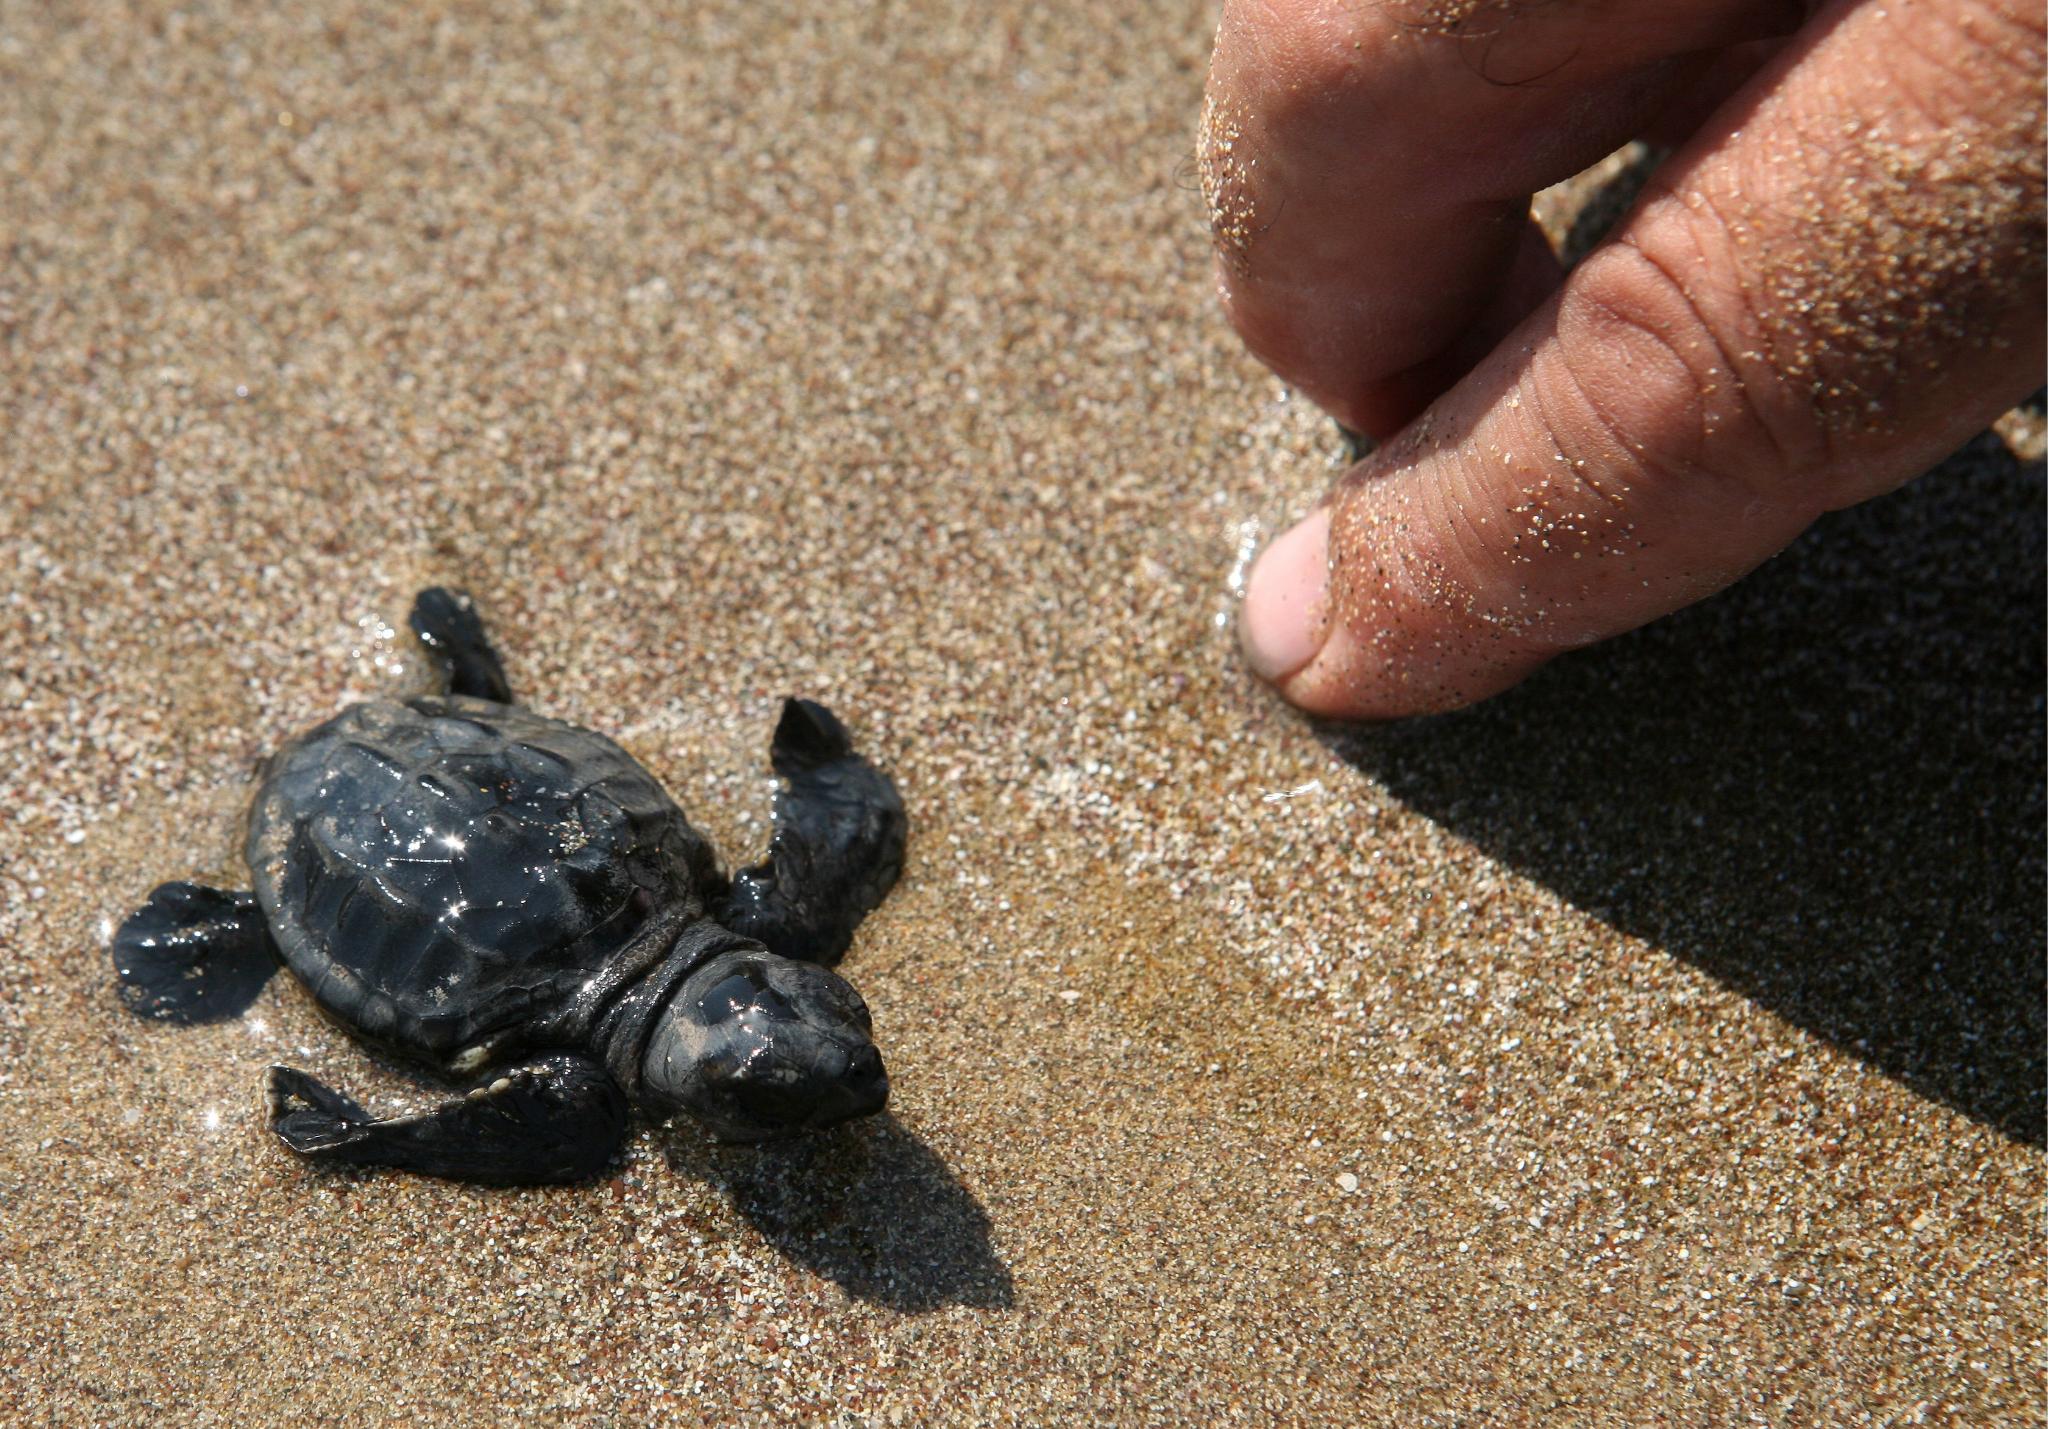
[112,882,279,1024]
[717,699,907,966]
[266,1055,627,1186]
[409,587,512,703]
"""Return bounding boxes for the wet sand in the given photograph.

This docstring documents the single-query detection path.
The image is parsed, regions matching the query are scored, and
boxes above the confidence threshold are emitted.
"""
[2,3,2041,1424]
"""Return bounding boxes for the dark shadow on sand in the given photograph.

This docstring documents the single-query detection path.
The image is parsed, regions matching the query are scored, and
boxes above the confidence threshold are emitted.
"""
[1322,431,2045,1144]
[665,1113,1015,1312]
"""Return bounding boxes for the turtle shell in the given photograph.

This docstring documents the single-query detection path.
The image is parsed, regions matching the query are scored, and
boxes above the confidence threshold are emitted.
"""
[245,695,719,1068]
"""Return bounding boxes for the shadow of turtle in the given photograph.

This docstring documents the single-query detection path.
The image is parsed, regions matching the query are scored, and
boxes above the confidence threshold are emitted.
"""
[663,1112,1016,1312]
[1320,430,2045,1145]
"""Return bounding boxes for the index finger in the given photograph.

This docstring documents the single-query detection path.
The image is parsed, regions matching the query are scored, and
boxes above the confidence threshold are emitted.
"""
[1202,0,1805,434]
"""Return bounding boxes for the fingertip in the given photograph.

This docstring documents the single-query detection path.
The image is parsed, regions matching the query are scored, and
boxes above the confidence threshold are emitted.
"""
[1239,507,1333,683]
[1254,481,1557,722]
[1282,619,1550,722]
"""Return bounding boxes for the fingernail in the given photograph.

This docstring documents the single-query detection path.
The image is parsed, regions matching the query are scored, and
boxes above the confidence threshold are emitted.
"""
[1240,506,1331,683]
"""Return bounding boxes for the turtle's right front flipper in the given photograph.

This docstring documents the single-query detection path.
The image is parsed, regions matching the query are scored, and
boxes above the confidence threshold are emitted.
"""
[266,1055,627,1186]
[717,699,907,966]
[112,882,278,1024]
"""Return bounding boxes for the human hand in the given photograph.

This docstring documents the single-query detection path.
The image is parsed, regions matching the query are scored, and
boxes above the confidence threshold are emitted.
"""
[1207,0,2044,718]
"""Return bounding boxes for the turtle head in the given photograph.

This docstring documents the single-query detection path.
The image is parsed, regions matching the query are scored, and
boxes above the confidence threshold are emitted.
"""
[641,949,887,1141]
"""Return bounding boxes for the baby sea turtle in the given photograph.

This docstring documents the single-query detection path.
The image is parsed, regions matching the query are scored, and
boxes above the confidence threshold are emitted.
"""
[111,589,906,1185]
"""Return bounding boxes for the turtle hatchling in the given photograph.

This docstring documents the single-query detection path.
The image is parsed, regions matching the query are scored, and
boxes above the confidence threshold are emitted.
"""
[111,588,907,1185]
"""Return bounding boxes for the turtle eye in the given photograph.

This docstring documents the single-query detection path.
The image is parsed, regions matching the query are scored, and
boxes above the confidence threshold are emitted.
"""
[699,973,753,1020]
[748,986,798,1022]
[698,972,796,1023]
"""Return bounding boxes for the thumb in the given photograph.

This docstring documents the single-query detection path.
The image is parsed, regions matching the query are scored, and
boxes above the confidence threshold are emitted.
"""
[1242,0,2043,719]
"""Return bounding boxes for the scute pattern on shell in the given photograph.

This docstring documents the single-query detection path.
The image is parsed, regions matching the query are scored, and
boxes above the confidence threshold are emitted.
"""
[246,696,717,1065]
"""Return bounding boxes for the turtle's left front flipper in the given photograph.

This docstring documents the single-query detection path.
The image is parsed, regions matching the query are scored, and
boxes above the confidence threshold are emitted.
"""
[267,1054,627,1186]
[112,882,279,1024]
[718,699,907,966]
[409,586,512,703]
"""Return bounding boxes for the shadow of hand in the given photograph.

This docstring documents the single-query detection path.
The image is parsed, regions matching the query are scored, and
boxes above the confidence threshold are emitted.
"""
[1324,429,2044,1144]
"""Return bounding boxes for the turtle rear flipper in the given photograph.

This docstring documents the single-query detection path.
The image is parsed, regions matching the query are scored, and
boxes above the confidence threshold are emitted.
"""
[266,1056,627,1186]
[112,882,278,1024]
[717,699,907,966]
[409,587,512,703]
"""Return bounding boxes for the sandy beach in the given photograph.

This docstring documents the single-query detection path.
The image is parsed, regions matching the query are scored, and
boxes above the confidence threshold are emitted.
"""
[2,2,2041,1423]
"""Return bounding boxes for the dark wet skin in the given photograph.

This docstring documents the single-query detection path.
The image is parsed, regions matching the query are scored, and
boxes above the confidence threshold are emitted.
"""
[110,588,907,1185]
